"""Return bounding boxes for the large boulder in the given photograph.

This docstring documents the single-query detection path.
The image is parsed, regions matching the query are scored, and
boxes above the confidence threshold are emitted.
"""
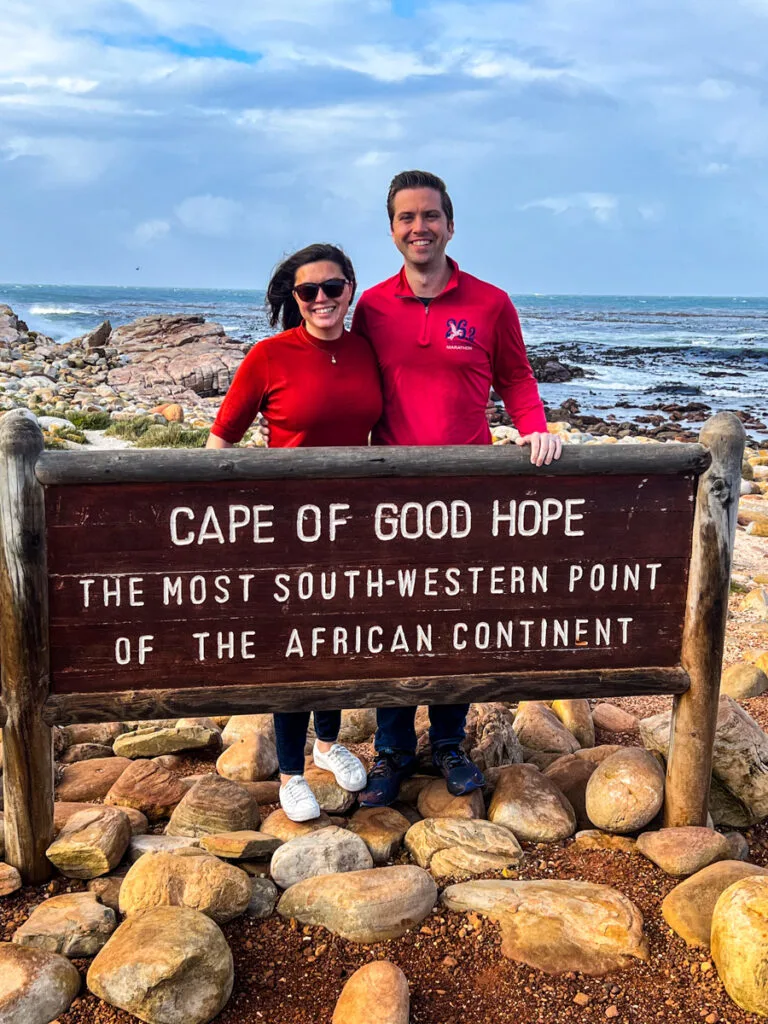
[585,748,664,833]
[54,801,147,836]
[60,722,126,747]
[277,865,437,942]
[640,696,768,826]
[488,764,576,841]
[462,703,524,770]
[0,944,81,1024]
[636,827,731,877]
[56,757,131,802]
[104,759,188,821]
[347,806,412,864]
[221,713,275,747]
[166,775,260,836]
[60,743,115,764]
[513,702,580,754]
[711,876,768,1015]
[270,826,373,889]
[119,851,251,924]
[216,733,278,782]
[129,835,200,860]
[662,860,768,947]
[405,818,523,878]
[114,725,218,758]
[721,662,768,700]
[442,879,648,975]
[551,699,594,749]
[13,892,116,957]
[591,703,640,735]
[417,779,485,820]
[332,960,409,1024]
[304,764,357,814]
[46,806,131,879]
[199,831,281,860]
[544,756,597,830]
[260,808,333,841]
[87,906,233,1024]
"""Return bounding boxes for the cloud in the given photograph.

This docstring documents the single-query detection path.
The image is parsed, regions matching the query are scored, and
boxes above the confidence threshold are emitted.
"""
[132,219,171,244]
[521,192,620,224]
[1,134,114,184]
[174,195,244,237]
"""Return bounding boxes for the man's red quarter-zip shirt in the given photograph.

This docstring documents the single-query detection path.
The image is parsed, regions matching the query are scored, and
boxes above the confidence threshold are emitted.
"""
[351,258,547,447]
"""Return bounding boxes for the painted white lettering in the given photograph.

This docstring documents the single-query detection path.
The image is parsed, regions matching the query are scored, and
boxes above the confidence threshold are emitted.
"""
[163,576,182,606]
[297,505,322,543]
[285,630,304,657]
[311,627,326,656]
[115,637,131,665]
[397,568,417,597]
[170,507,194,545]
[417,624,433,651]
[444,568,461,596]
[189,575,207,605]
[214,575,230,604]
[329,503,350,541]
[424,568,438,596]
[252,505,274,543]
[193,632,210,659]
[618,617,633,643]
[80,579,94,608]
[273,574,290,603]
[217,632,235,659]
[453,622,468,650]
[241,631,256,659]
[564,499,586,536]
[103,577,120,607]
[198,506,225,545]
[128,577,144,607]
[391,625,410,653]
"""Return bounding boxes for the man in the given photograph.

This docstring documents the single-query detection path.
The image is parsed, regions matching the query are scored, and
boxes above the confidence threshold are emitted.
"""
[354,169,561,807]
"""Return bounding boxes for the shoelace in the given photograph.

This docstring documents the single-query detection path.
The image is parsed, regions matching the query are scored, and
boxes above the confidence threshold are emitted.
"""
[367,753,400,778]
[436,749,467,770]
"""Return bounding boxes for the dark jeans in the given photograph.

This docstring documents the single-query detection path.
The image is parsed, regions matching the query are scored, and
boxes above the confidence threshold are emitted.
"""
[374,704,469,756]
[274,710,341,775]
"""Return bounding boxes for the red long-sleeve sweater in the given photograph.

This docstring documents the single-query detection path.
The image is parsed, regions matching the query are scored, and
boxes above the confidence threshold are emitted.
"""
[211,325,383,448]
[352,259,547,446]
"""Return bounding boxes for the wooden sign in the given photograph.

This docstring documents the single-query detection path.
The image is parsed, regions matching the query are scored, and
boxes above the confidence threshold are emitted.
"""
[46,473,696,694]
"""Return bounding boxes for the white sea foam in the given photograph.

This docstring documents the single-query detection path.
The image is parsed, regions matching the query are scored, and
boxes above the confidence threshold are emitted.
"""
[28,304,92,316]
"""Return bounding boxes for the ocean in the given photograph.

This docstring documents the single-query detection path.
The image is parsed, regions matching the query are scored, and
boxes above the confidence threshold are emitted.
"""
[2,283,767,437]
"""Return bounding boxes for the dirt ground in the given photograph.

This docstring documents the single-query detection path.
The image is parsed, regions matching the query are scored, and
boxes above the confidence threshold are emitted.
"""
[3,528,768,1024]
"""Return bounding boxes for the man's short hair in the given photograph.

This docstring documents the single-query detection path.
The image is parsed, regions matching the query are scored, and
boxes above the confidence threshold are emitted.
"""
[387,170,454,227]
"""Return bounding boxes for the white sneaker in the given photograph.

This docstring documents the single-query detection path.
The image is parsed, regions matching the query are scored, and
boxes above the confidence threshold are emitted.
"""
[279,775,321,823]
[313,741,367,792]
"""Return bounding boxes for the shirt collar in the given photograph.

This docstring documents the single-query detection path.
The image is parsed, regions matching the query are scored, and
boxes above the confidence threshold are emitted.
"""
[393,257,461,300]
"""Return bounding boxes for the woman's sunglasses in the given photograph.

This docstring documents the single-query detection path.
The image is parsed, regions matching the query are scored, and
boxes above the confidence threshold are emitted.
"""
[293,279,349,303]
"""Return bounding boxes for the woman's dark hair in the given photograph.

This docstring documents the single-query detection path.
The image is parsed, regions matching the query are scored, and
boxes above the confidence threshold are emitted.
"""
[266,243,356,331]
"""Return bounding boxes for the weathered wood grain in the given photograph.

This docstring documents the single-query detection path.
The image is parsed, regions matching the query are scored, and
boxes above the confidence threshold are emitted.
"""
[0,410,54,883]
[35,440,710,486]
[42,666,691,725]
[665,413,745,827]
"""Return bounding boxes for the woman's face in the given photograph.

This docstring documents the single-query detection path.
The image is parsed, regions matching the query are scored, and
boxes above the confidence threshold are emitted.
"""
[293,260,352,339]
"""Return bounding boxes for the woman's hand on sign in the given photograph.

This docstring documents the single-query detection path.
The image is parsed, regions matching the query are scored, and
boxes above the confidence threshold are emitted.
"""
[515,430,562,467]
[256,414,270,447]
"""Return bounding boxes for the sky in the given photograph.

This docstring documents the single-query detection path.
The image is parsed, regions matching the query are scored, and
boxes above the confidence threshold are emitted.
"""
[1,0,767,294]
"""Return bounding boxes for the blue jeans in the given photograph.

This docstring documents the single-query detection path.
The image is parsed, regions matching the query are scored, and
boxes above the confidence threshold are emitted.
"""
[374,704,469,756]
[274,710,341,775]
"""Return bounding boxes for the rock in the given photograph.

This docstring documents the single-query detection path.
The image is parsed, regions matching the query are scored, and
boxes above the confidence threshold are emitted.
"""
[442,879,648,975]
[277,865,436,942]
[591,704,640,734]
[104,759,188,821]
[46,806,131,879]
[636,827,731,877]
[166,774,261,837]
[60,722,126,747]
[461,703,524,770]
[152,753,184,770]
[13,892,116,956]
[585,748,664,833]
[270,826,372,889]
[551,700,595,748]
[238,780,281,804]
[216,733,278,782]
[260,808,333,841]
[306,708,377,747]
[721,662,768,699]
[200,831,281,860]
[176,716,221,733]
[0,944,81,1024]
[332,960,409,1024]
[247,877,279,918]
[296,764,354,815]
[573,745,623,765]
[347,806,412,864]
[405,818,523,877]
[711,876,768,1015]
[662,860,768,947]
[129,835,200,861]
[82,320,112,349]
[114,725,217,758]
[744,586,768,619]
[87,906,233,1024]
[513,702,580,753]
[0,861,22,895]
[161,402,184,422]
[417,779,485,820]
[488,764,576,841]
[544,756,597,829]
[725,830,750,861]
[60,743,115,764]
[120,850,251,923]
[574,830,637,854]
[56,757,131,802]
[521,748,563,771]
[53,802,147,836]
[397,775,435,805]
[87,873,125,913]
[221,713,275,747]
[641,697,768,826]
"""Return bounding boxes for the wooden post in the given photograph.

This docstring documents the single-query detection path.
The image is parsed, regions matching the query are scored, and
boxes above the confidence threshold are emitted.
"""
[664,412,745,827]
[0,410,53,883]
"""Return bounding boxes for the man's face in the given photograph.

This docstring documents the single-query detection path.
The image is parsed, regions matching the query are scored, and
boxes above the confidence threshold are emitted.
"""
[390,187,454,270]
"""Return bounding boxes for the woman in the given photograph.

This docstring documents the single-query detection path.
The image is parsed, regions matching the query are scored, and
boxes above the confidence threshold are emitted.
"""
[207,243,380,821]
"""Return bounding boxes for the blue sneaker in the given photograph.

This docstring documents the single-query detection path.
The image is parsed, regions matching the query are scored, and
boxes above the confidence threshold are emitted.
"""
[433,747,485,796]
[358,751,418,807]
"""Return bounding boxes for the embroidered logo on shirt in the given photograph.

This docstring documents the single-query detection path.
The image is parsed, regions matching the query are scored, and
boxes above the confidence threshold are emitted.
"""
[445,318,476,343]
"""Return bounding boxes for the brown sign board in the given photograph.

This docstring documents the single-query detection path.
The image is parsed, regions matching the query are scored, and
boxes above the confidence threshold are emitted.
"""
[46,472,697,695]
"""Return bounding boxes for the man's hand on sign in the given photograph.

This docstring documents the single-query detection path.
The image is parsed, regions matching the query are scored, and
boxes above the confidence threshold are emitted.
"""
[515,430,563,467]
